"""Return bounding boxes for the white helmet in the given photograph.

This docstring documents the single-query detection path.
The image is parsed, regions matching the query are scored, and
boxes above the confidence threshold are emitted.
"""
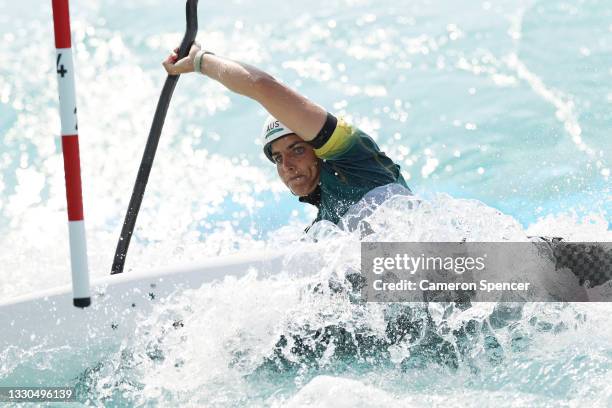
[261,115,296,162]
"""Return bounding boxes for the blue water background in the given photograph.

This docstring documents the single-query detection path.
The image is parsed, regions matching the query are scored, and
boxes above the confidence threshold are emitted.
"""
[0,0,611,406]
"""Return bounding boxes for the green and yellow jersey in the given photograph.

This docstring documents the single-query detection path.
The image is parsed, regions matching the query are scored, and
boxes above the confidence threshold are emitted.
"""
[301,112,411,226]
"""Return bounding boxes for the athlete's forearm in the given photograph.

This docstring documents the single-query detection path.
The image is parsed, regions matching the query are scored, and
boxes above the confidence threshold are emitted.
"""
[163,44,327,140]
[199,54,326,140]
[199,54,273,100]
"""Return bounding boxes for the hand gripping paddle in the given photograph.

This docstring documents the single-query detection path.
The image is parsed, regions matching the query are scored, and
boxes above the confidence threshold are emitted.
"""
[111,0,199,274]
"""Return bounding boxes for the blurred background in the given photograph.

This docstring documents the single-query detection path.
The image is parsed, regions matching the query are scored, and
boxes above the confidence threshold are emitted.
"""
[1,1,611,406]
[0,0,610,292]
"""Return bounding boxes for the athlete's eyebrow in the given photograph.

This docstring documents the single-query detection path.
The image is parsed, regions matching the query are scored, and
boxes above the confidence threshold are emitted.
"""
[287,141,306,150]
[271,141,307,156]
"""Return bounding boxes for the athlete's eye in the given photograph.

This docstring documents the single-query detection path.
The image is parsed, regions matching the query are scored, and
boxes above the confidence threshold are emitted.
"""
[273,155,282,164]
[293,146,305,155]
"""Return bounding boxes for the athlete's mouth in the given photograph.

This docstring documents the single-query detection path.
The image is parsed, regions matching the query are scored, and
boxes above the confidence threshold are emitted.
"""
[289,175,305,182]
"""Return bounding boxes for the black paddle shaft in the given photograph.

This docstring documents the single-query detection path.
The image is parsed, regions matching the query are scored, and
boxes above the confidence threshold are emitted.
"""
[111,0,198,274]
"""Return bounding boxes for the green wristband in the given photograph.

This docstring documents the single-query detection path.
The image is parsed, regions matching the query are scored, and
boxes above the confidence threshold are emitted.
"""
[193,50,204,74]
[193,50,215,75]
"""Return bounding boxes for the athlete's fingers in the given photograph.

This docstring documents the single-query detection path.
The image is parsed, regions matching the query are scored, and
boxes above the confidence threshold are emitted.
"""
[162,58,181,75]
[161,59,173,73]
[163,53,176,65]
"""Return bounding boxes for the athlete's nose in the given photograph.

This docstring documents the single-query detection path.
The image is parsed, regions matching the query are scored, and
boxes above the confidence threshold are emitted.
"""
[282,155,296,173]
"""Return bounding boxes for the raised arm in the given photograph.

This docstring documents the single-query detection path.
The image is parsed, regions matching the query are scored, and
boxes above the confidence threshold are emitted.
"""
[162,44,326,141]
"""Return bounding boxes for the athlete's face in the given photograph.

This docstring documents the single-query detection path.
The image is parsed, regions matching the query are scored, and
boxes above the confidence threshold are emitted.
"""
[270,134,320,196]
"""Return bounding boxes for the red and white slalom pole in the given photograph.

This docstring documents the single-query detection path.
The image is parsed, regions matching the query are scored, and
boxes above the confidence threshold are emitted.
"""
[51,0,91,308]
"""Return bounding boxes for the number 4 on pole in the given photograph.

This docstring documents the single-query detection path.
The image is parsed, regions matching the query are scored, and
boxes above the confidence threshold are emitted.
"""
[56,54,68,77]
